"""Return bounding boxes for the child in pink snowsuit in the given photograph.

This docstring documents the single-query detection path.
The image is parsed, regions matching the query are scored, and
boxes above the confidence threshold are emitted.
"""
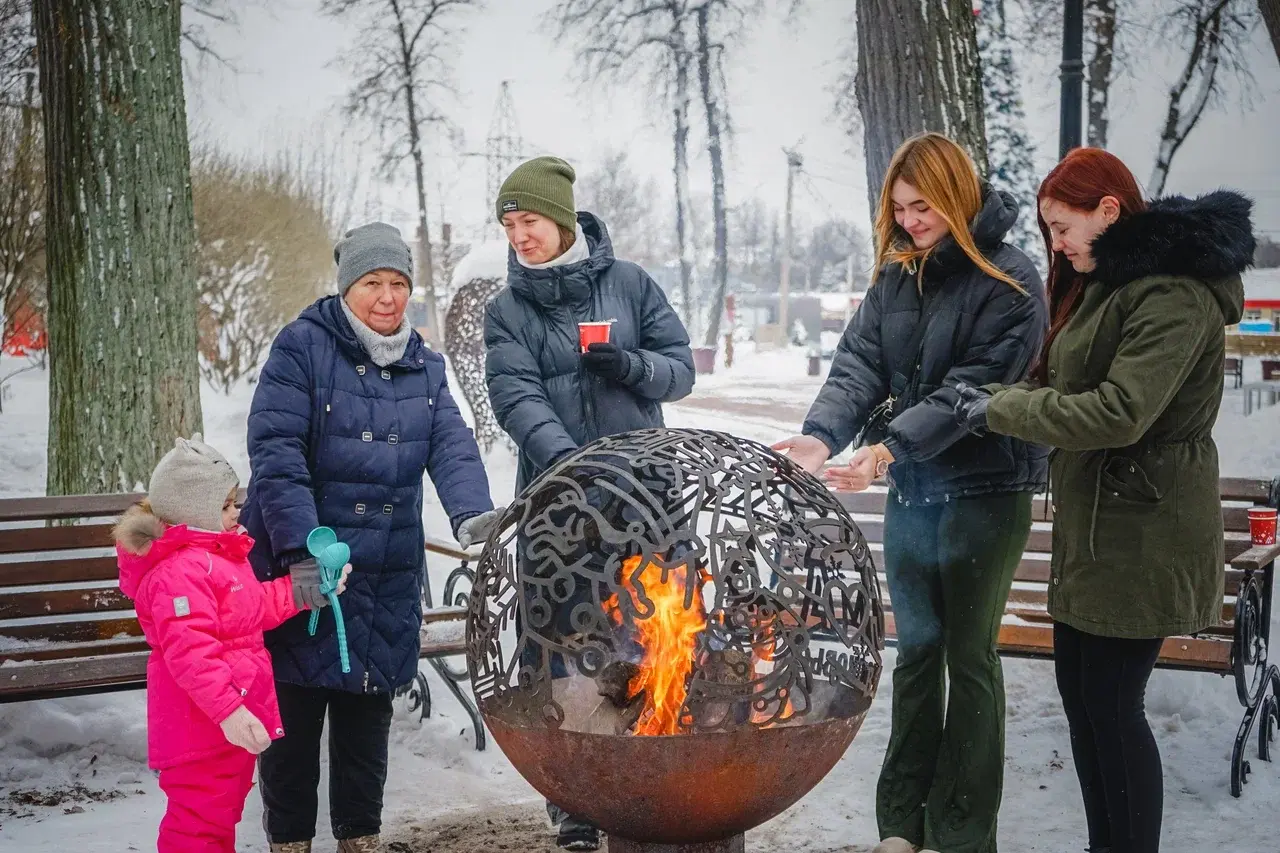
[115,434,349,853]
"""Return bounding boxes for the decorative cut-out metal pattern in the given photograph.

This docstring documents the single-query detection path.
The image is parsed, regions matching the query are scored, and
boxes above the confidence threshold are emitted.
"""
[444,275,505,454]
[466,427,884,734]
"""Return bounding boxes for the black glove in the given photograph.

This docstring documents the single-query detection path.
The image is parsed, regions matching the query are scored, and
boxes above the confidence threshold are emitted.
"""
[581,342,632,381]
[953,382,993,436]
[287,558,330,611]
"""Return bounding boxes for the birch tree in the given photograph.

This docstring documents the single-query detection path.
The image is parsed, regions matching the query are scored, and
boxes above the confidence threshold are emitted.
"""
[321,0,479,344]
[549,0,699,333]
[843,0,988,217]
[1149,0,1257,195]
[34,0,203,495]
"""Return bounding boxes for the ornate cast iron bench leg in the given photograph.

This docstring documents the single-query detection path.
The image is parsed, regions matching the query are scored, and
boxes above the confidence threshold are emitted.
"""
[425,656,487,751]
[1230,559,1278,797]
[409,558,487,750]
[438,562,486,750]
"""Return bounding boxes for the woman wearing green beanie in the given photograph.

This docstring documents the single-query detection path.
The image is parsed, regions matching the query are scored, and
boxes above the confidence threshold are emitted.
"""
[483,156,695,851]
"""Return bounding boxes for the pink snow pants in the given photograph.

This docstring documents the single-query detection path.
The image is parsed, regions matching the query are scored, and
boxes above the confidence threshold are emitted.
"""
[157,744,257,853]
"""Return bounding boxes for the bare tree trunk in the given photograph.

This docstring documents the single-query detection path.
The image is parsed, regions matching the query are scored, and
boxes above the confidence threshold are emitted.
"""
[35,0,203,495]
[1086,0,1117,147]
[1261,0,1280,63]
[672,46,695,338]
[696,4,728,348]
[854,0,988,217]
[394,10,440,344]
[1149,1,1229,196]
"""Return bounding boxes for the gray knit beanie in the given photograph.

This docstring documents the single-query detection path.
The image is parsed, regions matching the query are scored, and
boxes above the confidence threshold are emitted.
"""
[334,221,414,296]
[148,433,240,533]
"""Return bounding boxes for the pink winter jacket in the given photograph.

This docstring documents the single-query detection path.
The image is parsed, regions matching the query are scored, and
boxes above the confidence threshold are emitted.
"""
[115,504,302,770]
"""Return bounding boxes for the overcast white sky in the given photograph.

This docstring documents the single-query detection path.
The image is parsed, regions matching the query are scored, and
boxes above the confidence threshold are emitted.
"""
[186,0,1280,252]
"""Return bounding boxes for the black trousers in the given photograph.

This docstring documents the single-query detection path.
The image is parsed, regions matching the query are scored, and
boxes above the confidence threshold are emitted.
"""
[259,682,394,843]
[1053,621,1164,853]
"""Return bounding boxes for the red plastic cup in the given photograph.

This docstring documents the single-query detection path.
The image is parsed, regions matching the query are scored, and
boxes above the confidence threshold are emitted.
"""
[578,321,613,352]
[1248,507,1278,546]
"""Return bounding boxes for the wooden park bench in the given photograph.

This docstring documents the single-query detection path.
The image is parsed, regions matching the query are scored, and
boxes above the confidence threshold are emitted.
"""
[833,475,1280,798]
[0,492,487,750]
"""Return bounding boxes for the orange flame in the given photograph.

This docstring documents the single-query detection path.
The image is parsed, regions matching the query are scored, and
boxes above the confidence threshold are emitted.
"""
[603,555,708,736]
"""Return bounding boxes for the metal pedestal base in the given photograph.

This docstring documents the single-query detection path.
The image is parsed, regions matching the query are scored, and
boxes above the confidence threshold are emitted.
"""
[609,834,746,853]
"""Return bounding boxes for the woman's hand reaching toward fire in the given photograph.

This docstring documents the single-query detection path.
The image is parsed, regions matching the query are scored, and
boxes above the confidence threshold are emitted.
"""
[770,434,831,474]
[823,444,891,493]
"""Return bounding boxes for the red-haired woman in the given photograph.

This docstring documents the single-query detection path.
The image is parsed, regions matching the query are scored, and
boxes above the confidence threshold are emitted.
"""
[953,148,1254,853]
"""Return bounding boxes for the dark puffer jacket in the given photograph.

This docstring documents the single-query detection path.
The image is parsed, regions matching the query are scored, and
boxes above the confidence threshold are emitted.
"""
[241,295,493,694]
[485,211,695,493]
[802,187,1048,505]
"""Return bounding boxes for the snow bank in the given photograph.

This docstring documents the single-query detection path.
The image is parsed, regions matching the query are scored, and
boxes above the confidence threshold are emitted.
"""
[449,240,509,292]
[0,693,149,787]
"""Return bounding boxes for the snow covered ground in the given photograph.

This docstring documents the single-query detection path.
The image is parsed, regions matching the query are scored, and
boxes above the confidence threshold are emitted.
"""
[1,346,1279,852]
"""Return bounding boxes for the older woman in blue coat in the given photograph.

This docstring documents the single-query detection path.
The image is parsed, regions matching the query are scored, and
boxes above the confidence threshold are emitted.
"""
[241,222,499,853]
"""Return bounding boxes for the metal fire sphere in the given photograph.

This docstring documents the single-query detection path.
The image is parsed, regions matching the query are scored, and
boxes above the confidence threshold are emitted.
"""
[466,428,885,850]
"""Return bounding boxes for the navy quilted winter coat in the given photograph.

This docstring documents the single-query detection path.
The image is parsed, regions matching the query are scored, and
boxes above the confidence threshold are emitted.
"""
[241,295,493,694]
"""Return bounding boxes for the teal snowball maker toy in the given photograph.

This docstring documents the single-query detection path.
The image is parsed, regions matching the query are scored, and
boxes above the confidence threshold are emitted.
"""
[305,527,351,674]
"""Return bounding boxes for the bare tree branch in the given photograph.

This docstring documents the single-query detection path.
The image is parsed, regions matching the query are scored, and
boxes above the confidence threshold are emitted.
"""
[1149,0,1257,195]
[322,0,479,343]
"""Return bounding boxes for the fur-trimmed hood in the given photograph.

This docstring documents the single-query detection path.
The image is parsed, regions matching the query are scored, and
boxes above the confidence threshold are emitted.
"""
[114,503,167,557]
[1091,189,1253,324]
[114,503,254,600]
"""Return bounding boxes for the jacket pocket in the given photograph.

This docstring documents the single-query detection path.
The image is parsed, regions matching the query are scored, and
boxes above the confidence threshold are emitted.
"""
[1100,455,1162,504]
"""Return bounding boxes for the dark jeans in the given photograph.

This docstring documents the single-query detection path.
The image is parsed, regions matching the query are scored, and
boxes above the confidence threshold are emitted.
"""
[1054,621,1163,853]
[259,682,394,843]
[876,491,1032,853]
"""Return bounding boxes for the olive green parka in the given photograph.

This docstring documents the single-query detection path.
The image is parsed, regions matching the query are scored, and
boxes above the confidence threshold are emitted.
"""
[986,190,1253,639]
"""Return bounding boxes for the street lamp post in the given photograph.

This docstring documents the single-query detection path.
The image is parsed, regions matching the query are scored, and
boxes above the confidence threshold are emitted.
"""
[1059,0,1085,159]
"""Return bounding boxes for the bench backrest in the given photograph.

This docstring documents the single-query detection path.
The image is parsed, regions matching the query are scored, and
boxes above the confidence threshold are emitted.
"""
[0,491,478,668]
[0,493,146,663]
[833,476,1276,670]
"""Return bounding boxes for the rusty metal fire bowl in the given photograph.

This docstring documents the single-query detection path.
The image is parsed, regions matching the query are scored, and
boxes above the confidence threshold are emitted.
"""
[466,428,885,851]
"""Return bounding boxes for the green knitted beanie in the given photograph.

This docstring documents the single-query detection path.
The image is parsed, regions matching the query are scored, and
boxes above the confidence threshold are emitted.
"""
[496,156,577,231]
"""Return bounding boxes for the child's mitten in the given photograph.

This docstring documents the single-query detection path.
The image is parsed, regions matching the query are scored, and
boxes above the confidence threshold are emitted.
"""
[219,705,271,754]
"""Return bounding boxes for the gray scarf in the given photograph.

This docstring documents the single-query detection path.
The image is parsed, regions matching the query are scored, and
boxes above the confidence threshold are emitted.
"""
[340,298,411,368]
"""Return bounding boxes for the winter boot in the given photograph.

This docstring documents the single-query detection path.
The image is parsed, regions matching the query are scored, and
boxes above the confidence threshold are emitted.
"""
[556,816,601,852]
[336,836,380,853]
[871,840,917,853]
[269,843,312,853]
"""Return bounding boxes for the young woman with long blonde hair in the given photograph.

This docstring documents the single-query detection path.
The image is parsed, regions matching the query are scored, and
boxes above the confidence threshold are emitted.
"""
[774,132,1047,853]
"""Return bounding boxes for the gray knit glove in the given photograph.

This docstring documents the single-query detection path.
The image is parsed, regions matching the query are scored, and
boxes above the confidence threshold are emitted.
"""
[456,508,503,550]
[289,559,329,611]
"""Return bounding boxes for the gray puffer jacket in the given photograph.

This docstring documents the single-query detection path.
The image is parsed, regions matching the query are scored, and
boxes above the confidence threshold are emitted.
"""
[484,211,695,493]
